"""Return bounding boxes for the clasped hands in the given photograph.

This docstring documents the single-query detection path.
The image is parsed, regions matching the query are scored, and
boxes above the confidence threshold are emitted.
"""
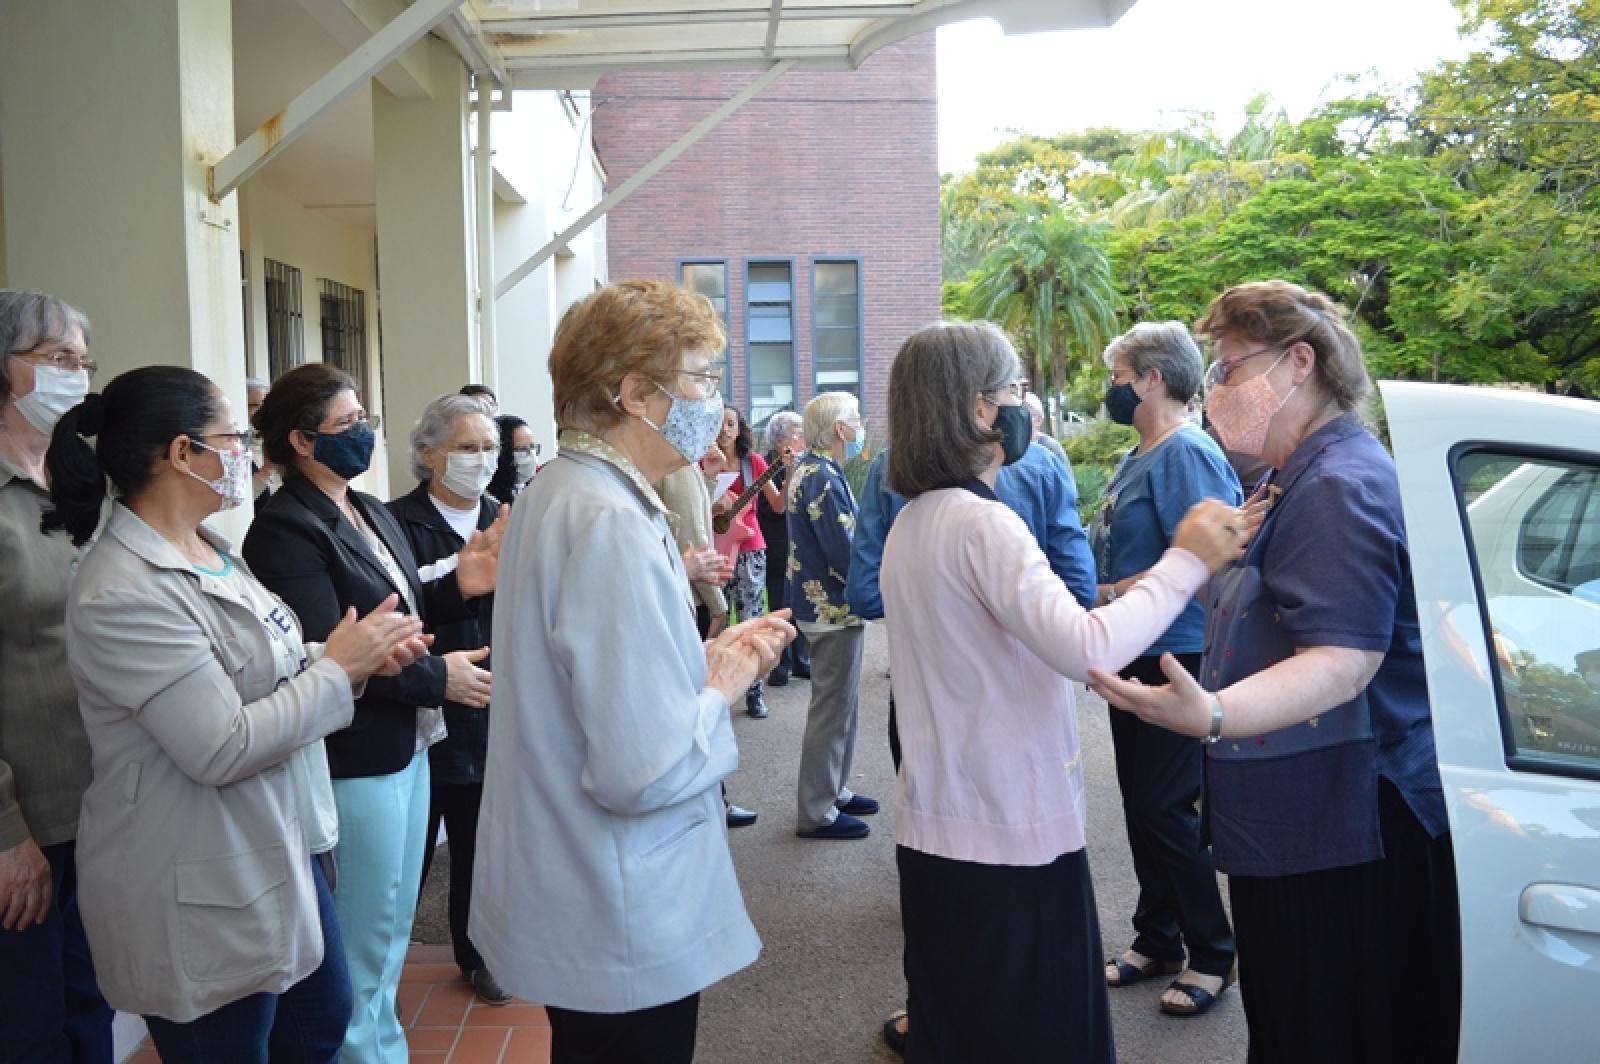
[705,609,796,706]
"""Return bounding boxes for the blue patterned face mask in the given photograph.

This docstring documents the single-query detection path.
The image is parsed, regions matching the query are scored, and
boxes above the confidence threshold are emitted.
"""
[313,420,376,480]
[639,384,724,464]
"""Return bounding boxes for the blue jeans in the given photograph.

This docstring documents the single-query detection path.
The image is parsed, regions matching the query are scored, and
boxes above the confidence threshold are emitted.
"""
[144,856,351,1063]
[0,839,113,1063]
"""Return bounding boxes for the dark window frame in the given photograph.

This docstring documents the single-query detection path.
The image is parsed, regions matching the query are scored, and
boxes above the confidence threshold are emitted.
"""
[742,256,799,428]
[809,255,865,413]
[263,258,304,382]
[677,258,731,397]
[319,279,368,394]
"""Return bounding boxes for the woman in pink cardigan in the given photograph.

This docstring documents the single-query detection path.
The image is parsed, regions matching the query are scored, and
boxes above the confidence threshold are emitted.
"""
[879,322,1250,1063]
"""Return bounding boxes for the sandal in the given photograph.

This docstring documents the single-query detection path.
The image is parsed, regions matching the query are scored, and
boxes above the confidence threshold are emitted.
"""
[1159,969,1236,1018]
[1105,953,1184,988]
[882,1009,908,1056]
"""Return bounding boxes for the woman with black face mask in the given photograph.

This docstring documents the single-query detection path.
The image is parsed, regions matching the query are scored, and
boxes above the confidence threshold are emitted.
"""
[1088,321,1243,1019]
[243,364,505,1063]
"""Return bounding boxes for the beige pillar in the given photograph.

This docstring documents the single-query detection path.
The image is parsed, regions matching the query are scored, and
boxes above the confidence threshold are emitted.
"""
[373,38,476,490]
[0,0,249,535]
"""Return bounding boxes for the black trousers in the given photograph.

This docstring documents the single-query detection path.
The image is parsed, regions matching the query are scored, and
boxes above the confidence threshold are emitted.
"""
[418,781,485,973]
[1231,780,1461,1064]
[547,994,699,1064]
[1107,652,1236,978]
[762,549,809,673]
[899,846,1113,1064]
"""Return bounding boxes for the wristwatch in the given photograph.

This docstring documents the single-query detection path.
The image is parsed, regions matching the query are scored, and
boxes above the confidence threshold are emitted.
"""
[1202,693,1225,744]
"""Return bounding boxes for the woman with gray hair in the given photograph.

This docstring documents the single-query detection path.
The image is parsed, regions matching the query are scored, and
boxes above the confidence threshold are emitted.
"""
[880,321,1248,1061]
[756,410,807,686]
[1088,320,1242,1016]
[387,394,512,1005]
[787,391,877,839]
[0,289,114,1061]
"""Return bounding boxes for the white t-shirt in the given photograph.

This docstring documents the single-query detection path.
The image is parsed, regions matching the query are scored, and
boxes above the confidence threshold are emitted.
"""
[428,491,481,548]
[219,561,341,855]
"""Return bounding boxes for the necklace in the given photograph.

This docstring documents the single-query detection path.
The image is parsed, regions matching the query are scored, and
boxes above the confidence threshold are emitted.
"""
[1136,418,1186,455]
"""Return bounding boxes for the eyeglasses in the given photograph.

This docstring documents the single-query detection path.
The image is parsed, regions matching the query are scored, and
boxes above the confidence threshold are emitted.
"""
[194,429,255,451]
[10,348,98,378]
[318,412,369,433]
[513,444,541,457]
[1205,346,1279,389]
[665,368,723,401]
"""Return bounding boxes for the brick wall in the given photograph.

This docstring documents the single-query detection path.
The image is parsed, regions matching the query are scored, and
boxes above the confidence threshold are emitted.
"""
[592,34,941,429]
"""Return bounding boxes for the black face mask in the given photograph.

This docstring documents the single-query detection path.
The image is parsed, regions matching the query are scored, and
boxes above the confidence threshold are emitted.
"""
[1104,381,1143,426]
[312,421,376,481]
[992,402,1032,466]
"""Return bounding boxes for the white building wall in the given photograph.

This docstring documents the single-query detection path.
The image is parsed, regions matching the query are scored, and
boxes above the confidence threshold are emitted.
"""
[237,179,391,493]
[490,89,606,458]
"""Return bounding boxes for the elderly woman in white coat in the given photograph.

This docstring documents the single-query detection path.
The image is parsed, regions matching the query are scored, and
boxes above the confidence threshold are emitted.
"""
[471,280,793,1064]
[44,366,427,1063]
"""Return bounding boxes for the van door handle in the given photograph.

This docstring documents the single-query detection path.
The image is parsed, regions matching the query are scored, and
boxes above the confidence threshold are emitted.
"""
[1520,883,1600,936]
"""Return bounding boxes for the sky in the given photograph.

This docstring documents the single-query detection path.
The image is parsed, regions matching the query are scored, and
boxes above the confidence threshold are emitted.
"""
[935,0,1475,174]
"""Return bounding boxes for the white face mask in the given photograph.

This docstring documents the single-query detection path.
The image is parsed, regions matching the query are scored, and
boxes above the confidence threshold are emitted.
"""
[513,451,538,483]
[12,362,90,434]
[442,451,497,500]
[639,384,724,465]
[186,439,253,511]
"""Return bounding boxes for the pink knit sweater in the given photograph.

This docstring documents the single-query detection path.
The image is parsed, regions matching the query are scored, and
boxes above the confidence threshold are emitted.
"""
[882,487,1209,866]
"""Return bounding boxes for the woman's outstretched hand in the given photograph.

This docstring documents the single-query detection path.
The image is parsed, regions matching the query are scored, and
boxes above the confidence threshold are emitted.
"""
[1172,498,1263,573]
[457,504,510,598]
[1088,652,1214,739]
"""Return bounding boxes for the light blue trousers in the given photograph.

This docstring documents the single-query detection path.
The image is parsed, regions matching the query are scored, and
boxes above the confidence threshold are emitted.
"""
[331,749,430,1064]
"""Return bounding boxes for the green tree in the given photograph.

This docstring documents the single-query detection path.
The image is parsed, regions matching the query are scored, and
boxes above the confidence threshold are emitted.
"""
[961,203,1121,425]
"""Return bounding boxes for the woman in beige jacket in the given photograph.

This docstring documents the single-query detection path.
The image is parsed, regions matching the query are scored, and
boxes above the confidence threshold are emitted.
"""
[44,366,427,1063]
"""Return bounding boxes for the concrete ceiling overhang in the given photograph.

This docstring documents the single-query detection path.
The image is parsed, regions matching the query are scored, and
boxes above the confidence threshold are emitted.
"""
[468,0,1140,89]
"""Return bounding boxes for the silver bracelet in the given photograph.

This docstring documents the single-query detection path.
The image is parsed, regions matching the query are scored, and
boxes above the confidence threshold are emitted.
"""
[1202,693,1225,744]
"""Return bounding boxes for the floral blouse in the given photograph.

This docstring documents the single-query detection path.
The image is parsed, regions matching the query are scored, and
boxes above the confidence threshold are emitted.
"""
[784,449,860,629]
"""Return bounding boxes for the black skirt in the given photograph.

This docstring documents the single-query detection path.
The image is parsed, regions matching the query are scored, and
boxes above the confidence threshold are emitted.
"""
[898,845,1114,1064]
[1229,779,1461,1064]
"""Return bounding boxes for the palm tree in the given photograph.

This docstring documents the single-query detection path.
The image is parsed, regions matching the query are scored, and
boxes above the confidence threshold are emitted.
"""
[964,202,1121,430]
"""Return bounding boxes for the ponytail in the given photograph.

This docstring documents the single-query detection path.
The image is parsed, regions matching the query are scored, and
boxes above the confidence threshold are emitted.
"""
[42,367,224,547]
[42,393,109,546]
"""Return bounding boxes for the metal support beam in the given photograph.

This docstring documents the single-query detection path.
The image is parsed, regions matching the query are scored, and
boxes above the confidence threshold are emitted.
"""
[484,5,913,33]
[296,0,434,99]
[495,59,795,300]
[438,6,508,86]
[208,0,462,203]
[764,0,784,57]
[474,81,498,392]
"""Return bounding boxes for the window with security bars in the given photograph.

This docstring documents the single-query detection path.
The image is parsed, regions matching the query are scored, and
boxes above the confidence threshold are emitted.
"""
[319,280,368,391]
[746,261,795,427]
[679,261,730,396]
[812,260,862,401]
[264,259,304,382]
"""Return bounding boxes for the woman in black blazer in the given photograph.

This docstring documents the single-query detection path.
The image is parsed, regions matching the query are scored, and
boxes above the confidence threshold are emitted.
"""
[243,365,501,1064]
[387,394,509,1006]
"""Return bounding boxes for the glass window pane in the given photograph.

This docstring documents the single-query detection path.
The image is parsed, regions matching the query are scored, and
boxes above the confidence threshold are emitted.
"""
[815,261,858,296]
[681,262,726,299]
[748,262,791,286]
[749,316,793,344]
[816,369,860,389]
[1455,452,1600,772]
[816,327,859,360]
[750,343,792,384]
[815,294,858,328]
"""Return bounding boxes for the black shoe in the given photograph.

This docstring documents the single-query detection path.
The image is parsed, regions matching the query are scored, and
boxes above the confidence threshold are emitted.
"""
[726,804,758,828]
[464,967,512,1006]
[791,663,811,679]
[835,793,879,816]
[795,812,869,839]
[883,1009,908,1056]
[767,667,790,687]
[746,694,769,719]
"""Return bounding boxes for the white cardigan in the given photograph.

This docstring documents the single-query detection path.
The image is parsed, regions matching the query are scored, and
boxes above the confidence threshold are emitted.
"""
[470,447,761,1012]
